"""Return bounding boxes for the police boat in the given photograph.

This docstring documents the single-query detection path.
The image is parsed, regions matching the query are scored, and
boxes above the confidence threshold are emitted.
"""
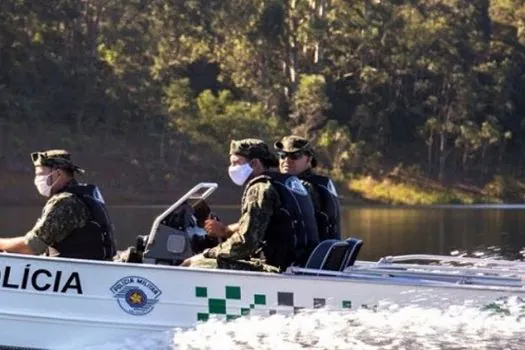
[0,182,524,350]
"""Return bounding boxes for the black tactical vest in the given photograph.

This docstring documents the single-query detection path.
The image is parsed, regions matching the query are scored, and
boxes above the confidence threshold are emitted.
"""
[301,173,341,241]
[47,181,117,260]
[245,171,319,269]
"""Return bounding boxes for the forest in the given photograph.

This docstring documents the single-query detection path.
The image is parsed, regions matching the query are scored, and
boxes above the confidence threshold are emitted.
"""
[2,0,525,204]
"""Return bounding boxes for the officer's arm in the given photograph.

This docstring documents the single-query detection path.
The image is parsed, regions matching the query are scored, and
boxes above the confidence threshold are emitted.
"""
[226,222,240,235]
[205,183,278,260]
[16,195,88,255]
[0,236,34,254]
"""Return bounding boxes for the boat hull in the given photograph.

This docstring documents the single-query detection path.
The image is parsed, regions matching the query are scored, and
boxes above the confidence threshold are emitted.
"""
[0,254,520,349]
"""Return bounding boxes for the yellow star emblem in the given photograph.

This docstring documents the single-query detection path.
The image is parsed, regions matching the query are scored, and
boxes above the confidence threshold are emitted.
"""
[129,292,143,304]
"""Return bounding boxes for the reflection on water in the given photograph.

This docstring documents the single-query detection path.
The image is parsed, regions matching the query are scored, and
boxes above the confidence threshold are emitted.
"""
[344,207,525,260]
[2,205,525,261]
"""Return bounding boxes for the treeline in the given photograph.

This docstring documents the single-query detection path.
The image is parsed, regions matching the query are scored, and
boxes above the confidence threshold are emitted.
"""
[2,0,525,191]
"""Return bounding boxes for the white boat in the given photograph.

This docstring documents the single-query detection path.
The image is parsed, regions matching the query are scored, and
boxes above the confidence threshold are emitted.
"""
[1,182,524,349]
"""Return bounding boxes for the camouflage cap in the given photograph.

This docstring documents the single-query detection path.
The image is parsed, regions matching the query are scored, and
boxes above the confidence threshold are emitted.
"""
[274,135,317,168]
[31,149,85,174]
[229,138,278,166]
[274,135,314,153]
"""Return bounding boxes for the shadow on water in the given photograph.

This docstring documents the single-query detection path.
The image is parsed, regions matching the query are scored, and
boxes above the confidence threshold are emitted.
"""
[2,204,525,261]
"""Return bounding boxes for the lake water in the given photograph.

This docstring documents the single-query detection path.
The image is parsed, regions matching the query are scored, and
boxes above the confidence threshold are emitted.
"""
[4,204,525,261]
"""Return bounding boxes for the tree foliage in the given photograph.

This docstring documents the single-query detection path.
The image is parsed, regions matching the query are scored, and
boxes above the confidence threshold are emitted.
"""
[2,0,525,184]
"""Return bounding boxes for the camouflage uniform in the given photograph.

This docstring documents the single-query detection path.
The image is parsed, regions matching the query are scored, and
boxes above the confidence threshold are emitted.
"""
[25,150,90,255]
[190,139,281,273]
[274,136,322,212]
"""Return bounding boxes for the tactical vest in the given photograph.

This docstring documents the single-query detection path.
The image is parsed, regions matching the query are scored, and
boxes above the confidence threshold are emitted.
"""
[245,172,319,269]
[301,173,341,241]
[47,182,117,261]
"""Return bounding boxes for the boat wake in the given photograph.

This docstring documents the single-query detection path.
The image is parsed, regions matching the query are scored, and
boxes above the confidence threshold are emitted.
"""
[85,296,525,350]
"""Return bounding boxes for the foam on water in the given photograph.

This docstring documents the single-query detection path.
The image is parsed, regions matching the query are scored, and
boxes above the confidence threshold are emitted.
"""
[85,296,525,350]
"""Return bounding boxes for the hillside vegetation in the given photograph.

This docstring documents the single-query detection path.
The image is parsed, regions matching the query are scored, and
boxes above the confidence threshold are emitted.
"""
[2,0,525,204]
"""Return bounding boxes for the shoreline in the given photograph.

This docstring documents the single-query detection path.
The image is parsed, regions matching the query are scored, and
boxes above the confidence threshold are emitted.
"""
[0,159,520,206]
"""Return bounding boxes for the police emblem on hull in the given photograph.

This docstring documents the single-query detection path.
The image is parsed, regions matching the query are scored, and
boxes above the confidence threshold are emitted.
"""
[110,276,162,316]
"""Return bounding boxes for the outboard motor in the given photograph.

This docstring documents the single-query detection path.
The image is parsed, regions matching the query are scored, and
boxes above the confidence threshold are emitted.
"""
[136,183,220,265]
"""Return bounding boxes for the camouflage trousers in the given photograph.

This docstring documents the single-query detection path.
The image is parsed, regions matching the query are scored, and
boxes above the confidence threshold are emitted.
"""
[189,256,280,273]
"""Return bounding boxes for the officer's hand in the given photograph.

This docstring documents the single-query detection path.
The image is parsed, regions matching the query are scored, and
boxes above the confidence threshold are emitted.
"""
[204,219,229,238]
[181,253,204,267]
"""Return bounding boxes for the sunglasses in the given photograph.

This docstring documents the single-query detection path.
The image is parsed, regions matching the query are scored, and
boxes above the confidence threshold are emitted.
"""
[278,151,304,160]
[31,152,45,163]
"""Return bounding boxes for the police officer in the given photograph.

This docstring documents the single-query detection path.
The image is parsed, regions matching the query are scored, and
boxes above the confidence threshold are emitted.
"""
[182,138,319,272]
[275,135,342,241]
[0,150,117,260]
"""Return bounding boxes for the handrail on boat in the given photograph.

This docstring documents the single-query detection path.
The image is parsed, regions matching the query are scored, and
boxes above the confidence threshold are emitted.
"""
[146,182,218,246]
[355,261,525,276]
[378,254,525,268]
[286,266,525,291]
[347,266,525,288]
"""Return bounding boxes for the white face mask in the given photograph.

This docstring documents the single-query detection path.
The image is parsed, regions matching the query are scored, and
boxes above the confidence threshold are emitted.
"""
[228,163,253,186]
[34,172,56,197]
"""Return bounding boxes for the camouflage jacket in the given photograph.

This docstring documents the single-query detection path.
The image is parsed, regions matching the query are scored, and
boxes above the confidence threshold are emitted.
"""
[24,192,90,254]
[205,180,280,261]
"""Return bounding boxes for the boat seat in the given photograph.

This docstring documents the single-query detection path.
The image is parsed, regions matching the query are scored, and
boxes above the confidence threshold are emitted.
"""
[304,239,351,273]
[341,237,363,269]
[303,239,339,270]
[323,241,351,271]
[302,237,364,274]
[321,237,364,271]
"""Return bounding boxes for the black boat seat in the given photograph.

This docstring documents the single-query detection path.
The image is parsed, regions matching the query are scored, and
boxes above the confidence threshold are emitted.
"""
[303,237,364,273]
[342,237,363,269]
